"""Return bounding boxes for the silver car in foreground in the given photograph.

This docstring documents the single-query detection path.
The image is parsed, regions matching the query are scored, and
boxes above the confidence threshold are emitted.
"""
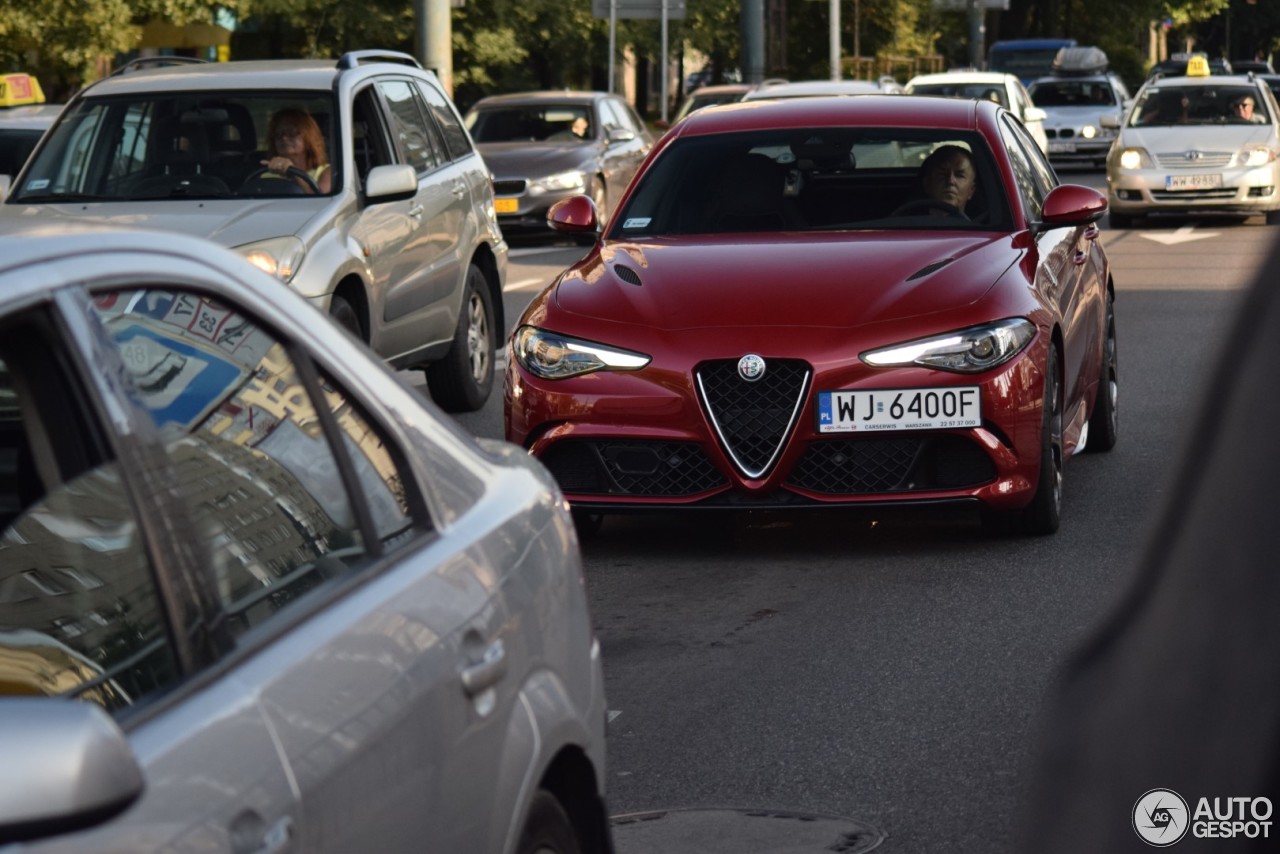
[1105,73,1280,227]
[0,226,611,854]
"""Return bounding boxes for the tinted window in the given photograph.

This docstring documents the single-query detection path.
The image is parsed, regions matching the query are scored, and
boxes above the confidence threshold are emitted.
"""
[999,116,1045,218]
[89,289,411,644]
[378,80,437,174]
[0,310,179,713]
[417,80,472,160]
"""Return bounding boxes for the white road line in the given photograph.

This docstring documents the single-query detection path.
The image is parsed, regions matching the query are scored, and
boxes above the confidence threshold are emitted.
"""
[505,276,548,292]
[1139,223,1219,245]
[608,710,622,723]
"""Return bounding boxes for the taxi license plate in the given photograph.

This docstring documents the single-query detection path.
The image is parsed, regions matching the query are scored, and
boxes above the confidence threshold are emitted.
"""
[1049,141,1076,153]
[495,198,518,213]
[1165,173,1222,191]
[817,387,981,433]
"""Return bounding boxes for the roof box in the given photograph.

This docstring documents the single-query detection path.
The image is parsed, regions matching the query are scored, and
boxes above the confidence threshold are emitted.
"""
[1051,46,1109,76]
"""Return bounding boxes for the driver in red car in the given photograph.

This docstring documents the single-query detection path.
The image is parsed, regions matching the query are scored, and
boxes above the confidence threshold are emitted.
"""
[919,144,977,217]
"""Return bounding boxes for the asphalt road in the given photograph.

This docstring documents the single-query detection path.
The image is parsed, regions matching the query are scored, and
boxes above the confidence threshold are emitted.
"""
[411,170,1273,852]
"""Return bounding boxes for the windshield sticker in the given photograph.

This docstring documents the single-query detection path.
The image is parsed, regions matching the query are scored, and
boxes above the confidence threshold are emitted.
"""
[623,217,651,229]
[25,178,49,191]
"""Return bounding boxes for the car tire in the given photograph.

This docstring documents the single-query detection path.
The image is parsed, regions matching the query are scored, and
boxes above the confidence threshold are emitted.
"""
[515,790,581,854]
[427,264,495,413]
[572,509,605,540]
[1266,209,1280,226]
[1084,288,1119,453]
[329,293,364,341]
[1109,211,1134,229]
[984,347,1062,536]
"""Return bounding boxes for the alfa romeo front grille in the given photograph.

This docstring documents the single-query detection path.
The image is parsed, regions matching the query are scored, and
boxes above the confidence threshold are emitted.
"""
[540,440,726,496]
[695,358,811,479]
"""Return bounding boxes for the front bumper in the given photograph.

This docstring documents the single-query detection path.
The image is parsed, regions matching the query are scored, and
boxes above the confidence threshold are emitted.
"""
[505,343,1050,513]
[1108,164,1280,215]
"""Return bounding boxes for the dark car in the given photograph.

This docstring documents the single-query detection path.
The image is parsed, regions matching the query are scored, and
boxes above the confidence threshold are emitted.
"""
[464,91,653,240]
[505,96,1118,536]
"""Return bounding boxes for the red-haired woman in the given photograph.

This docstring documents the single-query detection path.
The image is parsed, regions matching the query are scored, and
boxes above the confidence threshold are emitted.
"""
[261,108,332,194]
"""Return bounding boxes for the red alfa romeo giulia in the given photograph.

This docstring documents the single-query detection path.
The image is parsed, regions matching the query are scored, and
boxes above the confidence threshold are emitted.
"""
[504,95,1118,534]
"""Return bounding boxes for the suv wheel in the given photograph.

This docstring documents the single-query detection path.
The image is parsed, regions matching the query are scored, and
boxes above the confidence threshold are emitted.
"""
[329,294,364,341]
[427,264,495,412]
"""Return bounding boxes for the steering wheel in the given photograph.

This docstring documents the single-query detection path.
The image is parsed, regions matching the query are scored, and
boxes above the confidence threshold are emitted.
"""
[890,198,968,220]
[239,165,320,195]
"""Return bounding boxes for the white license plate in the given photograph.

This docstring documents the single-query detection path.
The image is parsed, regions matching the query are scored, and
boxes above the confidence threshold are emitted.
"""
[1049,141,1076,153]
[817,387,982,433]
[1165,173,1222,191]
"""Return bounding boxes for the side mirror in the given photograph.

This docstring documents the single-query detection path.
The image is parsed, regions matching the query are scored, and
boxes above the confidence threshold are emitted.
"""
[0,699,145,842]
[1100,113,1121,129]
[606,128,636,144]
[1023,106,1048,124]
[364,164,418,203]
[547,194,600,235]
[1037,184,1108,230]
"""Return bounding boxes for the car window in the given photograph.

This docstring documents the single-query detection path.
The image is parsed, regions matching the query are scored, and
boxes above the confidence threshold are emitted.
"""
[353,86,395,183]
[610,127,1008,237]
[378,79,438,174]
[417,79,473,161]
[607,98,646,136]
[999,115,1047,219]
[87,288,422,646]
[910,82,1009,108]
[466,103,593,144]
[14,92,336,201]
[598,101,625,133]
[0,309,180,713]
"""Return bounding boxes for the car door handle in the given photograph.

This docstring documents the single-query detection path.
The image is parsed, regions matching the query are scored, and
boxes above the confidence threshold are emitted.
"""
[408,204,423,219]
[1073,250,1088,266]
[450,182,467,199]
[232,814,294,854]
[460,638,506,696]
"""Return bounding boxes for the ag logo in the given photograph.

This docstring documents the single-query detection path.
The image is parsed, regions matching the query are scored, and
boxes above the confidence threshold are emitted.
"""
[1134,789,1190,846]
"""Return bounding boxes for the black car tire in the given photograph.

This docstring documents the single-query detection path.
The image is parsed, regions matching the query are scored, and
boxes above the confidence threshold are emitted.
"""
[1085,288,1119,453]
[427,264,495,413]
[984,347,1062,536]
[515,790,581,854]
[1109,211,1134,229]
[571,509,605,540]
[1266,209,1280,226]
[328,293,364,341]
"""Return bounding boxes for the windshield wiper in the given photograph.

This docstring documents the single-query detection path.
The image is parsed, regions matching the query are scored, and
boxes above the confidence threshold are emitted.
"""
[12,191,112,203]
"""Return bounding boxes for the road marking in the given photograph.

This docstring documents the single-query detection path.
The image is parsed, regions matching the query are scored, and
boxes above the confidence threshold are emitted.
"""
[1139,224,1220,245]
[504,276,548,292]
[608,710,622,723]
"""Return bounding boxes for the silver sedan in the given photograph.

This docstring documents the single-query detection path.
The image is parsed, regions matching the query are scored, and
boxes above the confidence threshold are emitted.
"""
[0,226,610,854]
[1105,74,1280,227]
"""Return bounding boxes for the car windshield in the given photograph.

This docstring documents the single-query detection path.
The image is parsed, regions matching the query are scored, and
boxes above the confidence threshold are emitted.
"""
[466,105,593,143]
[910,83,1008,108]
[1128,85,1270,127]
[609,127,1009,238]
[1027,80,1118,107]
[11,92,338,201]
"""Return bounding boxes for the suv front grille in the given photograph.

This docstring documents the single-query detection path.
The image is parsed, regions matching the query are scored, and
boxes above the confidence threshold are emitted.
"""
[695,358,810,479]
[493,179,527,195]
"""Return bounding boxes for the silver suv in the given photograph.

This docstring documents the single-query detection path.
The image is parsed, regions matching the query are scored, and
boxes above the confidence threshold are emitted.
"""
[0,52,507,412]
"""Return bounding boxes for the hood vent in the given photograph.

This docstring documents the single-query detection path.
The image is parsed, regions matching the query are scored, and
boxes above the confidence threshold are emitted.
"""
[907,258,955,281]
[614,264,643,286]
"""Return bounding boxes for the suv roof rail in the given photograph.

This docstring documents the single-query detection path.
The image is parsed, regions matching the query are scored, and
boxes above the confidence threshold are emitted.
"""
[337,51,422,71]
[111,56,209,77]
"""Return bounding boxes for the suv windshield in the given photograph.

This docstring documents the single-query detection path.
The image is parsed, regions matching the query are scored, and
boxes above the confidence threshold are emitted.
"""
[13,92,338,201]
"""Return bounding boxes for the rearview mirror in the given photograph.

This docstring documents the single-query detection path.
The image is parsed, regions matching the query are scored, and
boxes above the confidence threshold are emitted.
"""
[1023,106,1047,123]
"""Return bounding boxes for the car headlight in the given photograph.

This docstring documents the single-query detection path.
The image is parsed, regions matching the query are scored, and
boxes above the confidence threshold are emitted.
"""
[236,236,306,283]
[513,326,650,379]
[527,171,588,196]
[1081,125,1097,139]
[1237,146,1277,168]
[861,318,1036,373]
[1117,147,1153,170]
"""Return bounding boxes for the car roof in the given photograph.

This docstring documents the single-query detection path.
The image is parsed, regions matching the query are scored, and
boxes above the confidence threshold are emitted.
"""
[78,60,343,96]
[470,91,610,108]
[675,94,986,136]
[908,71,1013,87]
[743,80,889,99]
[0,104,64,128]
[688,84,754,96]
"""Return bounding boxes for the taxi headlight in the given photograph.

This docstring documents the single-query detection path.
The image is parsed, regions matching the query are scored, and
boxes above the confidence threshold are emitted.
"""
[513,326,650,379]
[236,236,306,283]
[1239,146,1277,168]
[1117,147,1152,170]
[861,318,1036,373]
[528,171,588,196]
[1081,125,1097,139]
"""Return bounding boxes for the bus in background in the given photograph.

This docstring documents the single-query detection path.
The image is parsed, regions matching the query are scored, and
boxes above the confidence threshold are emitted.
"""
[988,38,1078,85]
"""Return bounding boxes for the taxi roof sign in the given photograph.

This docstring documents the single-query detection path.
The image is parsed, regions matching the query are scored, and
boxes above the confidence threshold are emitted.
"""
[1186,55,1211,77]
[0,73,47,108]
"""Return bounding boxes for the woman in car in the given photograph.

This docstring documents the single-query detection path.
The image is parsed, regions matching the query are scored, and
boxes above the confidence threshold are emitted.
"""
[262,108,332,194]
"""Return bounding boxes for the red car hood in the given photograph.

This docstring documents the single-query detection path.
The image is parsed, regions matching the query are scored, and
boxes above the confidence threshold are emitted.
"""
[555,232,1020,331]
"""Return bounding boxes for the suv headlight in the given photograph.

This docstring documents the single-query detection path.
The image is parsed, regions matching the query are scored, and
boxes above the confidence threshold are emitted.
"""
[1116,147,1153,170]
[513,326,650,379]
[236,237,306,283]
[1237,145,1277,168]
[527,171,587,196]
[861,318,1036,373]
